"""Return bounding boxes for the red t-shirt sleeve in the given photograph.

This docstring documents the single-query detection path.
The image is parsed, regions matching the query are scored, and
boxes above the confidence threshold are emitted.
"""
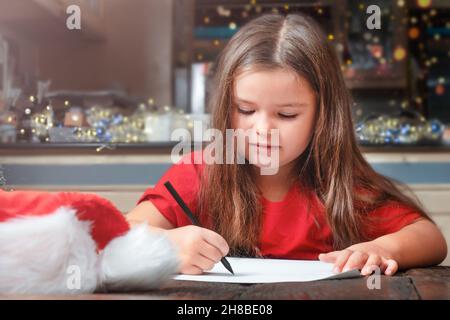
[137,151,204,228]
[364,201,425,240]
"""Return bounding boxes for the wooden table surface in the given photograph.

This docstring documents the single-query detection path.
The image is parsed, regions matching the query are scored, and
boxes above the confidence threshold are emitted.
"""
[2,267,449,300]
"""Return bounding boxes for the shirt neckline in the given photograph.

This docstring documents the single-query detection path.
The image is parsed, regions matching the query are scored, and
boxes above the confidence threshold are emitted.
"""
[261,182,299,206]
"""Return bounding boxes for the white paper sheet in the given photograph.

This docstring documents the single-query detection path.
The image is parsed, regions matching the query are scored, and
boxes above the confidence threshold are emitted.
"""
[173,257,361,283]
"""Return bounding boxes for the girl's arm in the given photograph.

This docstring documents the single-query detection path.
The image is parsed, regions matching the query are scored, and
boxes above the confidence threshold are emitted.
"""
[127,201,175,230]
[319,218,447,276]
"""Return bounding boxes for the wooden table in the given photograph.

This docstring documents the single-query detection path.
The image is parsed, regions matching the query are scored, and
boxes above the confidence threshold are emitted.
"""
[2,267,449,300]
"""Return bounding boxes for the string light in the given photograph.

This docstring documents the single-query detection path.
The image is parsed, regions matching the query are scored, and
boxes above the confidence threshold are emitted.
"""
[417,0,432,9]
[408,27,420,39]
[435,84,445,95]
[217,5,231,17]
[393,46,407,61]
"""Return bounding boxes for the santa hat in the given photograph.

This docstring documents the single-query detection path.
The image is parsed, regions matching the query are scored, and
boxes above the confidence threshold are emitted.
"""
[0,189,179,294]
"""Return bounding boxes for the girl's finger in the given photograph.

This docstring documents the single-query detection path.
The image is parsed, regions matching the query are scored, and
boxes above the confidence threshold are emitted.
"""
[193,253,216,271]
[318,251,341,263]
[199,241,223,263]
[201,228,230,257]
[342,251,369,273]
[333,249,354,273]
[382,258,398,276]
[361,254,382,276]
[181,265,203,275]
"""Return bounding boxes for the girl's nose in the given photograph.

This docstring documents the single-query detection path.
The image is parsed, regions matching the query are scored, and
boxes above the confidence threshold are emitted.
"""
[254,113,274,136]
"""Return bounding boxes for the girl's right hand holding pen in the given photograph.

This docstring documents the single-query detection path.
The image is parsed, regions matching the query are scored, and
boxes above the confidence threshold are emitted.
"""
[163,225,230,275]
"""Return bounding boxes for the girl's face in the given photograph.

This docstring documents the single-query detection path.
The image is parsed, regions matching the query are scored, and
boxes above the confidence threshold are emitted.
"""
[231,67,317,174]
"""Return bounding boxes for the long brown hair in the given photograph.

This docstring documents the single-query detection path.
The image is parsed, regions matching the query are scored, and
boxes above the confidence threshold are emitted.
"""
[197,14,429,255]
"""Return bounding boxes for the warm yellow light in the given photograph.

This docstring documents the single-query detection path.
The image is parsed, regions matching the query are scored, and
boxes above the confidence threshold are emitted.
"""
[393,46,407,61]
[417,0,432,9]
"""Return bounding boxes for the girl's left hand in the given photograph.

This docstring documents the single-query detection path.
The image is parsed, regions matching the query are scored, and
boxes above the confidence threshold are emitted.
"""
[318,242,399,276]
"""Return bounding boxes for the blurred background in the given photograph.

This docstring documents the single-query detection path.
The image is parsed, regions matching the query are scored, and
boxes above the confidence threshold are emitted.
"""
[0,0,449,264]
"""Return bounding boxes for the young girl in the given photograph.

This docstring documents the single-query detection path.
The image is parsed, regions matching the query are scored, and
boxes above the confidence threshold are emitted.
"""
[127,14,447,276]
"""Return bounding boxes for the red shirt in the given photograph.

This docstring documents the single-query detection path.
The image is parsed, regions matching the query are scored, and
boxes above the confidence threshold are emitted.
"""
[138,151,422,259]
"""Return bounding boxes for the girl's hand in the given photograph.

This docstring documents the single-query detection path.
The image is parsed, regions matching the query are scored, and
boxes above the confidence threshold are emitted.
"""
[163,225,230,275]
[318,241,399,276]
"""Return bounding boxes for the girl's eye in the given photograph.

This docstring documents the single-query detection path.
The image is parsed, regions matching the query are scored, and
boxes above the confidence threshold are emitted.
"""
[237,107,255,115]
[279,113,298,119]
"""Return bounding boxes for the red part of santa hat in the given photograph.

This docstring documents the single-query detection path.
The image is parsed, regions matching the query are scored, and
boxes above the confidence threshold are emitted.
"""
[0,189,130,251]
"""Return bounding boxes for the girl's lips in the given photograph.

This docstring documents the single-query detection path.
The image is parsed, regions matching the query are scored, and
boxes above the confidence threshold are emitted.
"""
[249,143,281,148]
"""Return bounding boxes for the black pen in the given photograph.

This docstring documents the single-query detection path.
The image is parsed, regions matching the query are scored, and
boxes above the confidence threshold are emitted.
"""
[163,181,234,275]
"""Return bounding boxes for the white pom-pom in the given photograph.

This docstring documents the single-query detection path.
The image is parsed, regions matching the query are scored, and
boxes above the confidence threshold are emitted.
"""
[0,207,98,294]
[98,224,179,292]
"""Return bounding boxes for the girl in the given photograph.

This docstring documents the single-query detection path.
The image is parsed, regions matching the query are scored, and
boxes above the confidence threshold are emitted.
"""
[127,14,447,276]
